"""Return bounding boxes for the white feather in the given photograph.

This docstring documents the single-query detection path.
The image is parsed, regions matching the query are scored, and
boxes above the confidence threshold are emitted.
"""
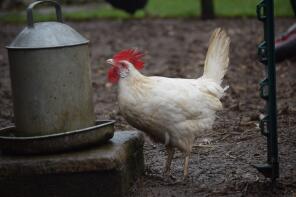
[116,29,230,154]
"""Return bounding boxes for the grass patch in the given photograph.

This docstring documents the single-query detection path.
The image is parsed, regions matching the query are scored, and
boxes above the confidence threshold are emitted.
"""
[216,0,294,17]
[145,0,199,17]
[0,0,294,23]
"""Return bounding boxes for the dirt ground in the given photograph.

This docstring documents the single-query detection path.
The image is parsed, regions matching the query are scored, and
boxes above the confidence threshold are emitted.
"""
[0,18,296,196]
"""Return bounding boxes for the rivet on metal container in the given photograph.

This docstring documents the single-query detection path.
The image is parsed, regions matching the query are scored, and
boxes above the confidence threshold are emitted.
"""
[6,0,95,136]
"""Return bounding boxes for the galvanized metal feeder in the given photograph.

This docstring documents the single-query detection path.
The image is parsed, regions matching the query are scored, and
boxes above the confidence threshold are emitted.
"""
[0,0,114,154]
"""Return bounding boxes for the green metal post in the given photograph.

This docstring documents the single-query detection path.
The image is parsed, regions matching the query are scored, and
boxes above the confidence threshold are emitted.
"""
[255,0,279,181]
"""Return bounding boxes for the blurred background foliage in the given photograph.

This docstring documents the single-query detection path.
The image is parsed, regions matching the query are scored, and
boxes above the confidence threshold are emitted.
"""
[0,0,294,23]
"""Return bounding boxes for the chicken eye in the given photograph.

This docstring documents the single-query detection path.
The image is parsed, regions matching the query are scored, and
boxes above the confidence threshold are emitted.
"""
[120,62,127,68]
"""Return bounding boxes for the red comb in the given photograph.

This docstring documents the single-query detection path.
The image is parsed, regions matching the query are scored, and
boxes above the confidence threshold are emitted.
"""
[113,49,144,70]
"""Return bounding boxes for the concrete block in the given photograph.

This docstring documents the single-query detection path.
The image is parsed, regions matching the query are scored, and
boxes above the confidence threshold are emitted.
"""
[0,131,144,197]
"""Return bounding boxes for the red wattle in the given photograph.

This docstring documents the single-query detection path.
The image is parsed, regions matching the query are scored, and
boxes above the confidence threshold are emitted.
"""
[108,66,119,83]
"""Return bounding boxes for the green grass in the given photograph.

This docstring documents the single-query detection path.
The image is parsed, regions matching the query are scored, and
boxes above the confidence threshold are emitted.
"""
[146,0,294,17]
[145,0,199,17]
[216,0,294,17]
[0,0,294,23]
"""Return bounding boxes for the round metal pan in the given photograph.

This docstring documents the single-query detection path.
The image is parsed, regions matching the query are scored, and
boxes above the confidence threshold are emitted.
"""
[0,120,115,155]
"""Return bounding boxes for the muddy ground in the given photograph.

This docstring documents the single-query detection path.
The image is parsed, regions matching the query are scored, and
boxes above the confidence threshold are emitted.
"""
[0,19,295,196]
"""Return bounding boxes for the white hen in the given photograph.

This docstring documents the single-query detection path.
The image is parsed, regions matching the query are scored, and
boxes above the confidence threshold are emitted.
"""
[106,28,230,177]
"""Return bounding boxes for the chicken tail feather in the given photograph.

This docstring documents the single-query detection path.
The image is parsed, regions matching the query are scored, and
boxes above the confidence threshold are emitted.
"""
[203,28,230,85]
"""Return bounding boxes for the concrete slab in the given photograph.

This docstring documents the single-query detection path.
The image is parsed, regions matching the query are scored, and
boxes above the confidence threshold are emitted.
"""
[0,131,144,197]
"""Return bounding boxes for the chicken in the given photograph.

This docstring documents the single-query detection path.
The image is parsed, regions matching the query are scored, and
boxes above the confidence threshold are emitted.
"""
[105,0,148,15]
[106,28,230,177]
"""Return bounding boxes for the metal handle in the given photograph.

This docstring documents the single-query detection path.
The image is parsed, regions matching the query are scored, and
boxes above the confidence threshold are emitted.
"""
[27,0,63,28]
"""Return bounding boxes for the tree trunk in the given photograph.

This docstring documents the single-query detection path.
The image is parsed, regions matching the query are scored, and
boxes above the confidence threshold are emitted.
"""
[291,0,296,16]
[201,0,215,20]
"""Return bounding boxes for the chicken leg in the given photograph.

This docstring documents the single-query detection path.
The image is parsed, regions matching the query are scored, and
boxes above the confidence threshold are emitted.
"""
[183,153,190,177]
[164,146,175,176]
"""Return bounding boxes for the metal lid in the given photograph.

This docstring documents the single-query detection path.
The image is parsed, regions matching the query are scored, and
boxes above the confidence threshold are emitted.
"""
[7,22,89,49]
[7,0,89,50]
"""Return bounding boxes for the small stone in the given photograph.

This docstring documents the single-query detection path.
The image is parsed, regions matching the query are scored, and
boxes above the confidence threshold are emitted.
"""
[241,116,251,123]
[200,137,212,145]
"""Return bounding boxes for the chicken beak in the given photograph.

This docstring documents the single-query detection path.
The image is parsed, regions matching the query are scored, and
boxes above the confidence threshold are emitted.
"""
[106,59,114,65]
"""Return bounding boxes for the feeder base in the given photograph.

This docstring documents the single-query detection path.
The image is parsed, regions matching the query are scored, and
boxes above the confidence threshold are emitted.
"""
[0,131,144,197]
